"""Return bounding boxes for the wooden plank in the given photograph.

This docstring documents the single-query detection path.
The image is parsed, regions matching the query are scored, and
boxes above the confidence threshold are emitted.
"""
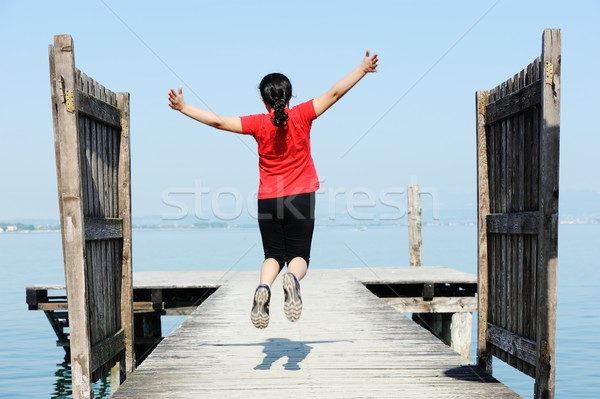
[502,72,520,371]
[527,71,541,376]
[108,125,116,217]
[38,302,69,311]
[84,117,94,215]
[486,211,539,234]
[94,84,107,350]
[96,116,105,218]
[112,138,121,343]
[487,115,497,348]
[475,90,491,373]
[498,105,508,339]
[407,185,422,267]
[506,106,517,370]
[50,34,93,399]
[90,115,99,216]
[33,300,163,313]
[92,99,104,373]
[107,124,118,341]
[487,323,537,371]
[485,79,540,125]
[523,61,537,378]
[91,329,125,373]
[100,115,109,216]
[25,272,225,292]
[84,217,123,240]
[112,127,120,219]
[107,133,116,340]
[515,105,526,374]
[87,116,100,347]
[491,112,500,361]
[530,71,540,365]
[76,90,121,128]
[349,266,477,285]
[535,28,561,399]
[79,117,89,214]
[383,296,476,313]
[103,118,116,342]
[86,242,99,347]
[117,91,135,377]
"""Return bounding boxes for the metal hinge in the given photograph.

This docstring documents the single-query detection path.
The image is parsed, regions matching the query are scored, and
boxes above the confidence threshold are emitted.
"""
[544,61,554,85]
[65,90,75,113]
[56,76,75,113]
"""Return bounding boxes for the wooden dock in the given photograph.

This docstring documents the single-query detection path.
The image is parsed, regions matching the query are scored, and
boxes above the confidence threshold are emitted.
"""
[109,267,520,398]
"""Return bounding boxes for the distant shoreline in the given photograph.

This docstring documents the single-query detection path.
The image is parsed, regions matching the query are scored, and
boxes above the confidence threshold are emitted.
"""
[1,218,597,234]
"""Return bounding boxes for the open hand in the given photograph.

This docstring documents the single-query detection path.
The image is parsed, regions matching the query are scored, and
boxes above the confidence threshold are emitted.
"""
[168,87,185,111]
[361,49,379,73]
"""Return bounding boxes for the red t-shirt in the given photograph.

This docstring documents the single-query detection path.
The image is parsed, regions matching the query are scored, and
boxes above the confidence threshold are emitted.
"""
[240,100,320,199]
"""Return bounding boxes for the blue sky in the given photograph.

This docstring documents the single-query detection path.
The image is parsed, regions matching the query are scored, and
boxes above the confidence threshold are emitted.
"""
[0,0,598,221]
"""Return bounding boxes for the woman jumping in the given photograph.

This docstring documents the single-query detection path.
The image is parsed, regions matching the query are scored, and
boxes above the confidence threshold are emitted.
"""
[168,50,378,328]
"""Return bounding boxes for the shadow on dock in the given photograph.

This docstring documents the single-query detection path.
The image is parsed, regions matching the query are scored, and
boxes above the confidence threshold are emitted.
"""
[205,338,350,371]
[444,365,505,384]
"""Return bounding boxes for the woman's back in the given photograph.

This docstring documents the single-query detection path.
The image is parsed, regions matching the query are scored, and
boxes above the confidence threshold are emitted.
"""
[241,100,319,199]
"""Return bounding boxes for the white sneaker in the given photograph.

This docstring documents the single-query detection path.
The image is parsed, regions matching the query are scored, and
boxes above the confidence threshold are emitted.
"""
[282,273,302,322]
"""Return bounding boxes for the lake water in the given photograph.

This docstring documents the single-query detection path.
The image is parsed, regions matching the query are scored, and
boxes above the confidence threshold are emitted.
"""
[1,224,598,398]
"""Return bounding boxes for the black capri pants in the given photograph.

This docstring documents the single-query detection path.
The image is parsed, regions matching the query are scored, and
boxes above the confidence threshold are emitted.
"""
[257,192,315,271]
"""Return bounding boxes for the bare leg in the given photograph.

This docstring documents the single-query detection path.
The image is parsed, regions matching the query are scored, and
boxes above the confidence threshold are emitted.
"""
[252,258,281,329]
[287,256,308,281]
[260,258,282,286]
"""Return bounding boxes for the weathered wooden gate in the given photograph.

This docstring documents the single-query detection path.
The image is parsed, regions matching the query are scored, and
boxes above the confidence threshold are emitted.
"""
[476,29,560,399]
[49,34,134,398]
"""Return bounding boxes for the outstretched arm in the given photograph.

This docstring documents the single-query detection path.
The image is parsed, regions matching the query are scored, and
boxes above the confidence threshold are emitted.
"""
[168,87,243,133]
[313,49,378,118]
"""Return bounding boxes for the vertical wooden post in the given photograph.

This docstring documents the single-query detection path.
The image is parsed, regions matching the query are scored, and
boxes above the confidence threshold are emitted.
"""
[407,185,422,267]
[476,90,492,373]
[536,28,561,399]
[450,312,473,361]
[110,363,121,392]
[134,312,163,364]
[48,43,67,269]
[116,92,135,378]
[50,34,93,399]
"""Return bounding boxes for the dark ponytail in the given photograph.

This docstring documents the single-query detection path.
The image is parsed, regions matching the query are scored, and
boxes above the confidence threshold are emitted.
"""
[259,73,292,128]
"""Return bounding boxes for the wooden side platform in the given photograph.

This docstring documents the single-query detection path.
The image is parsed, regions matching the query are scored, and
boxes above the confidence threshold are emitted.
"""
[110,267,520,398]
[27,271,223,314]
[26,272,221,361]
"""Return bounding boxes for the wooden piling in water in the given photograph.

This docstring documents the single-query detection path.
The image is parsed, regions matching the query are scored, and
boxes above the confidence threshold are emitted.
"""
[407,185,422,267]
[406,185,473,360]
